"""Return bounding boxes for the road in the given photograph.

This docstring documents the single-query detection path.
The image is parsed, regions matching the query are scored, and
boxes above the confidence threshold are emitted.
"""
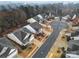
[32,21,68,58]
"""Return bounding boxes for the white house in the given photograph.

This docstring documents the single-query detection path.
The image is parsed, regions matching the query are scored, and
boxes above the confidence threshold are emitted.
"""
[66,40,79,58]
[66,53,79,58]
[23,22,43,34]
[27,18,37,23]
[37,14,43,20]
[7,28,34,46]
[54,17,60,21]
[72,14,76,20]
[71,36,79,40]
[0,37,17,58]
[33,14,44,23]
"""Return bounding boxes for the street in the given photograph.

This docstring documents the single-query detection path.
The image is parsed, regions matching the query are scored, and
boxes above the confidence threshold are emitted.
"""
[32,21,68,58]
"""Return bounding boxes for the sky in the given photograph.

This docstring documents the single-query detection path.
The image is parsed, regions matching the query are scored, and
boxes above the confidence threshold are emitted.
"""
[0,0,79,5]
[0,0,78,1]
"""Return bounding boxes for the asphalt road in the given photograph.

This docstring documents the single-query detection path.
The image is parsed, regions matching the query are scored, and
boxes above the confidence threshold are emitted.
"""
[32,21,68,58]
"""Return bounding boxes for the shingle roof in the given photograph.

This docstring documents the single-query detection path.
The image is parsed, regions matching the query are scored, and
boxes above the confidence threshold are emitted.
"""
[7,28,34,46]
[27,18,37,23]
[33,14,44,22]
[0,37,17,58]
[68,40,79,51]
[13,30,30,44]
[29,22,42,32]
[22,27,32,34]
[68,40,79,46]
[67,50,79,55]
[71,30,79,37]
[33,16,41,22]
[0,45,11,57]
[0,37,15,48]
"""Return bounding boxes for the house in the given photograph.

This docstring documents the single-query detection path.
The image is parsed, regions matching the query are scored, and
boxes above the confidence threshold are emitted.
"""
[54,17,60,21]
[27,18,37,23]
[68,40,79,51]
[61,15,71,22]
[71,30,79,37]
[23,22,43,34]
[66,40,79,58]
[33,14,44,23]
[37,14,43,20]
[41,13,47,19]
[26,14,46,23]
[72,17,79,26]
[7,28,34,46]
[70,36,79,40]
[66,52,79,58]
[46,14,54,21]
[0,37,17,58]
[66,33,79,41]
[65,33,71,37]
[72,14,76,20]
[65,29,79,40]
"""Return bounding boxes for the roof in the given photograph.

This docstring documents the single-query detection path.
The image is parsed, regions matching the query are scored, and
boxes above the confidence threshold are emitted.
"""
[72,14,76,20]
[21,27,32,34]
[7,29,34,46]
[24,22,42,34]
[0,37,15,48]
[71,30,79,37]
[13,30,29,44]
[68,40,79,46]
[0,37,17,58]
[27,18,37,23]
[30,22,42,30]
[40,14,46,18]
[29,22,42,33]
[33,14,44,22]
[68,40,79,51]
[37,14,43,19]
[67,50,79,55]
[0,44,11,57]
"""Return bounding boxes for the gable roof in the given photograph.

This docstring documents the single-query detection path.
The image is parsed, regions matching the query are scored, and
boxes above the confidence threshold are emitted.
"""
[33,16,41,22]
[0,37,15,48]
[22,27,32,34]
[24,22,42,34]
[0,37,17,58]
[37,14,43,19]
[68,40,79,51]
[0,45,11,58]
[27,18,37,23]
[67,50,79,55]
[33,14,44,22]
[29,22,42,31]
[68,40,79,46]
[71,30,79,37]
[7,29,34,46]
[13,30,29,44]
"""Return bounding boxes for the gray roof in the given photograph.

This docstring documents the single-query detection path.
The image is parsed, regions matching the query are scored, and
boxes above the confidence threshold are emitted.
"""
[22,27,32,34]
[68,40,79,51]
[68,40,79,46]
[33,15,44,22]
[29,22,42,32]
[33,16,41,22]
[0,37,15,48]
[71,30,79,37]
[0,44,11,58]
[0,37,16,58]
[13,29,31,44]
[67,50,79,55]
